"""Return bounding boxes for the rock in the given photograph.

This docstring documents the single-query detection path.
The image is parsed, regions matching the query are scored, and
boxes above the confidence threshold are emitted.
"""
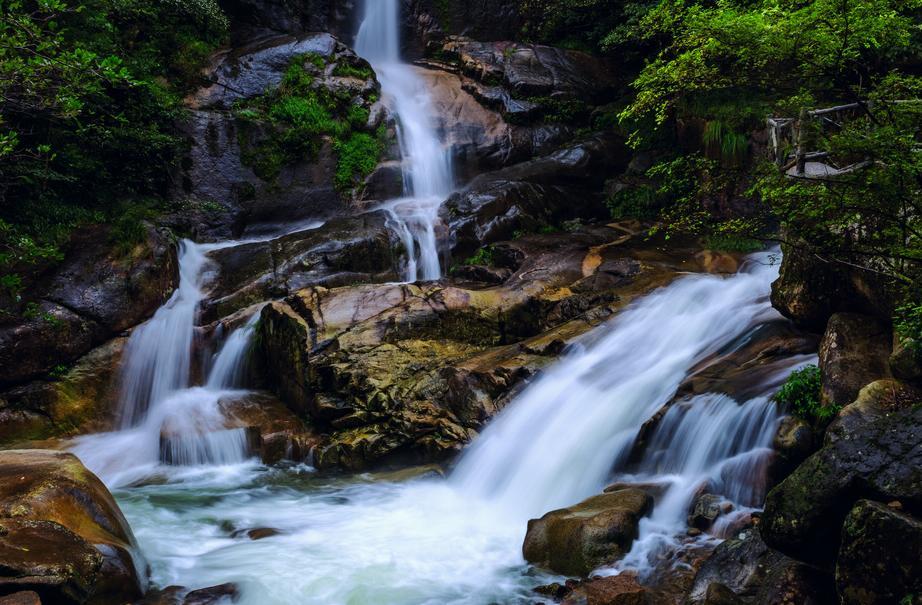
[180,34,386,239]
[836,500,922,605]
[677,320,819,402]
[0,225,175,389]
[686,527,833,604]
[760,406,922,565]
[439,37,619,103]
[890,336,922,382]
[0,337,127,445]
[825,379,921,445]
[202,213,398,321]
[0,450,145,604]
[561,574,649,605]
[0,593,41,605]
[688,494,725,530]
[443,135,628,260]
[182,583,239,605]
[768,415,815,486]
[405,0,521,51]
[523,489,654,576]
[254,227,700,470]
[222,0,352,45]
[770,243,892,332]
[701,583,743,605]
[818,313,891,408]
[218,391,320,464]
[190,34,338,109]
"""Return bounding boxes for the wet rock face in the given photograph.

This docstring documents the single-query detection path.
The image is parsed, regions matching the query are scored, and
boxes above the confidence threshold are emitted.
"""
[443,135,628,260]
[439,37,619,103]
[179,34,385,239]
[561,574,650,605]
[0,450,145,604]
[0,337,126,445]
[818,313,891,408]
[686,527,833,605]
[255,225,703,470]
[836,500,922,605]
[522,489,654,577]
[0,225,176,389]
[760,406,922,566]
[202,213,398,322]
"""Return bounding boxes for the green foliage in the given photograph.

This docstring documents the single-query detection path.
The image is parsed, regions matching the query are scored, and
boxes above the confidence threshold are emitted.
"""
[0,0,228,310]
[464,246,496,266]
[895,298,922,352]
[334,131,384,191]
[235,56,383,190]
[333,62,373,80]
[703,234,763,253]
[606,183,658,220]
[775,365,837,423]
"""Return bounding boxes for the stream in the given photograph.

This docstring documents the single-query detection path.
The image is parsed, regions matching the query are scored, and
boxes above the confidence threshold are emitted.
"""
[67,1,814,603]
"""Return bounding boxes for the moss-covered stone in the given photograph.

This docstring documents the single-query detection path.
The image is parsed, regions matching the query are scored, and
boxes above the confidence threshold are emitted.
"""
[836,500,922,605]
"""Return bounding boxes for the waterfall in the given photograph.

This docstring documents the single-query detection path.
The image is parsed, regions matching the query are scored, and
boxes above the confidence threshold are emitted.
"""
[72,240,263,486]
[451,250,811,574]
[115,241,212,427]
[355,0,454,282]
[206,312,260,390]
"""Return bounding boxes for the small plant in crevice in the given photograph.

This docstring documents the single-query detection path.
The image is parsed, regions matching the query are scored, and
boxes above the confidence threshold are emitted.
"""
[774,365,839,423]
[463,246,496,266]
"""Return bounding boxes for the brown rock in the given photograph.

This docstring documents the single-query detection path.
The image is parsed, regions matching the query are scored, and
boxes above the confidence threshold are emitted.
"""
[0,450,145,604]
[561,574,649,605]
[818,313,891,408]
[523,489,654,577]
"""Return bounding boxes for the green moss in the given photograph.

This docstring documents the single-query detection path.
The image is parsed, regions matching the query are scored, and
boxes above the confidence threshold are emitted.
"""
[333,62,374,80]
[334,131,384,191]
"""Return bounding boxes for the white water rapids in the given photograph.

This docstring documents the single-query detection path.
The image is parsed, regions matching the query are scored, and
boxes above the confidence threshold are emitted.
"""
[356,0,454,282]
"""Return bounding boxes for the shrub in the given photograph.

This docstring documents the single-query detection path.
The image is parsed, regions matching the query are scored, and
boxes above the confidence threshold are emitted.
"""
[774,365,839,423]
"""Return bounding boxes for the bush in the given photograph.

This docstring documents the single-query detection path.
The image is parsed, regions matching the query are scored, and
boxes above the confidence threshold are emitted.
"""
[774,365,839,423]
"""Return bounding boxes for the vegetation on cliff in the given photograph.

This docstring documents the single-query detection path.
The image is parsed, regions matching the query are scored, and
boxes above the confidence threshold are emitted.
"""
[0,0,227,310]
[524,0,922,340]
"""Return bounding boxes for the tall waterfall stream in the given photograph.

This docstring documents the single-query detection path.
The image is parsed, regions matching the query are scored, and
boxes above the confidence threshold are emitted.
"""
[66,3,814,603]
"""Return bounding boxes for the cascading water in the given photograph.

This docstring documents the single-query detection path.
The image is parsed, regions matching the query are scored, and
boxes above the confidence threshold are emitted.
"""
[355,0,454,282]
[95,250,817,604]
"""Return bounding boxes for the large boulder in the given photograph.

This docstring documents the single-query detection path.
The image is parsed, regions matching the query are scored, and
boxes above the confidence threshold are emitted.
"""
[760,406,922,565]
[179,34,386,238]
[836,500,922,605]
[522,489,654,577]
[0,450,145,604]
[561,574,650,605]
[817,313,891,408]
[825,379,921,445]
[439,37,619,104]
[686,527,833,604]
